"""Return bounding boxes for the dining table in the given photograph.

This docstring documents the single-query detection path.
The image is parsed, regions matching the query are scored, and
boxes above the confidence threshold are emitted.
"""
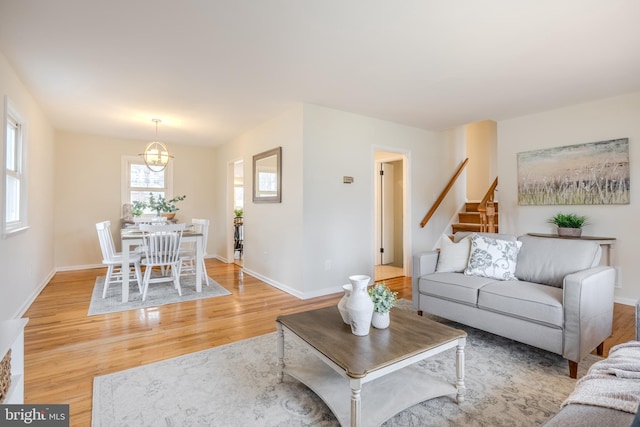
[120,227,205,303]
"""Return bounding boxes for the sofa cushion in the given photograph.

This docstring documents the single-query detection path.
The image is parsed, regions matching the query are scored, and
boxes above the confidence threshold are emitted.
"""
[464,234,522,281]
[419,272,495,305]
[436,235,471,273]
[515,235,602,288]
[478,280,564,328]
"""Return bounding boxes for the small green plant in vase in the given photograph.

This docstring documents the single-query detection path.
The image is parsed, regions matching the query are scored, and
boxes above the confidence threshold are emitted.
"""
[147,193,187,219]
[131,200,146,217]
[548,213,588,237]
[368,283,398,329]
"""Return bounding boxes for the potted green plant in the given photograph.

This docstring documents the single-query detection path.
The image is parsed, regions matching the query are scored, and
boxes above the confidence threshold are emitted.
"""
[131,200,146,217]
[234,208,243,225]
[368,283,398,329]
[147,193,187,219]
[548,213,588,237]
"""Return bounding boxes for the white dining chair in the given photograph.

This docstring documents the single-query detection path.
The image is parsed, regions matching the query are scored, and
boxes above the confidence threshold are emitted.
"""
[139,223,186,301]
[179,218,210,286]
[96,220,143,298]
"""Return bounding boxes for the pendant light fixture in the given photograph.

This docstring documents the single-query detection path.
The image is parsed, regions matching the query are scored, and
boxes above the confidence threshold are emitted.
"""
[140,118,173,172]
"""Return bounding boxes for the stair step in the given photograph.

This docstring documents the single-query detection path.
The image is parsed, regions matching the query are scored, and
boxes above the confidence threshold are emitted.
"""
[458,212,500,224]
[464,201,499,213]
[451,223,499,234]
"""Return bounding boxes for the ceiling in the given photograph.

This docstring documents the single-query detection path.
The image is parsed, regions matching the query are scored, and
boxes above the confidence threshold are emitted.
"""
[1,1,639,147]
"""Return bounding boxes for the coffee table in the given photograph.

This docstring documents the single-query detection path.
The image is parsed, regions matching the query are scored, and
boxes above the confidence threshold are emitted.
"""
[276,306,466,427]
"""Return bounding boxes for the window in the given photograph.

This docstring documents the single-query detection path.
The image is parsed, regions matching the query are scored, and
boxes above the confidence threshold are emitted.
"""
[122,156,173,214]
[3,96,28,237]
[233,159,244,211]
[234,185,244,211]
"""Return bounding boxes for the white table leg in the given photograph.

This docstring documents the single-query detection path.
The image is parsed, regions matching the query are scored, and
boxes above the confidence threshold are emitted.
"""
[122,240,130,303]
[276,323,285,383]
[195,235,203,292]
[456,337,466,403]
[350,378,362,427]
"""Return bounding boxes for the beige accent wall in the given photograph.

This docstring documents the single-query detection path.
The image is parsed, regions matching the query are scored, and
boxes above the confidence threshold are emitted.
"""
[54,131,218,268]
[466,120,497,200]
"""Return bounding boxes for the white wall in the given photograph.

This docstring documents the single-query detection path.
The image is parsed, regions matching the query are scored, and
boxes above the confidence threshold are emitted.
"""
[434,126,469,239]
[212,105,305,295]
[300,104,462,297]
[54,131,218,268]
[213,104,465,299]
[0,52,56,319]
[498,91,640,304]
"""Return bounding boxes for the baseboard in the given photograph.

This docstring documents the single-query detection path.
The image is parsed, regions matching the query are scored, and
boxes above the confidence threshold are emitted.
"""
[56,263,104,272]
[13,268,56,319]
[241,268,305,298]
[213,254,229,263]
[241,268,342,300]
[615,296,638,306]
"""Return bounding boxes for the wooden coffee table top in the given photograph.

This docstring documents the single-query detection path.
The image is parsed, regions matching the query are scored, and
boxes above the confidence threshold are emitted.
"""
[276,306,466,378]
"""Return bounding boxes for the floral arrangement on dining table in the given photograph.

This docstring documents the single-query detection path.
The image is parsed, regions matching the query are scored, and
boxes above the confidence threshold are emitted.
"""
[132,194,187,217]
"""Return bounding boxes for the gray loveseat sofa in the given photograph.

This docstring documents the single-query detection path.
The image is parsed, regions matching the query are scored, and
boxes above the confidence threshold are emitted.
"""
[412,232,616,378]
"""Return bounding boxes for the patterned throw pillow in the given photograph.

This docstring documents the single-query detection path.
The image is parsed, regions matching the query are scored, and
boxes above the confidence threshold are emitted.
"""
[464,234,522,280]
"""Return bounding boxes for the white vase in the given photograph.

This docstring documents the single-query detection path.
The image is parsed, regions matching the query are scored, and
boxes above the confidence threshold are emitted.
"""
[346,275,373,336]
[372,311,390,329]
[337,284,352,324]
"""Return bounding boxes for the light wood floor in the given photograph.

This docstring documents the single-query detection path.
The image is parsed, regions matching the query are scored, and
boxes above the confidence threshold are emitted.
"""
[374,264,405,281]
[22,260,635,426]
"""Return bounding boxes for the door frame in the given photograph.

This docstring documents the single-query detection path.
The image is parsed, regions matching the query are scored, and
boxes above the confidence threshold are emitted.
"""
[372,147,411,277]
[226,158,244,264]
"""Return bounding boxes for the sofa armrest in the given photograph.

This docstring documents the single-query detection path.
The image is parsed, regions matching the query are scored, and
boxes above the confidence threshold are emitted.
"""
[562,266,616,362]
[412,251,439,310]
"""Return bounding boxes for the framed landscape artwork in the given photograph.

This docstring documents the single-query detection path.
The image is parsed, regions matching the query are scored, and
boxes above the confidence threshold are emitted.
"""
[517,138,629,205]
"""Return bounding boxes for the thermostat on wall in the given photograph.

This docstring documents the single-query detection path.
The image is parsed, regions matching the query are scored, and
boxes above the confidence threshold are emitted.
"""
[343,176,354,184]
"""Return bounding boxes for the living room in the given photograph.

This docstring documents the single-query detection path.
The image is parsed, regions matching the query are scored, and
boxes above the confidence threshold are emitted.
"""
[1,1,639,425]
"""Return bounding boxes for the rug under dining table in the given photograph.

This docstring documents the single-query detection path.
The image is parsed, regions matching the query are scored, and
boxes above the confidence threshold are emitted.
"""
[87,274,231,316]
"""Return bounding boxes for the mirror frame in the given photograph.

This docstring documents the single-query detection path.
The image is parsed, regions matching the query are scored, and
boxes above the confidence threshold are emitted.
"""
[252,147,282,203]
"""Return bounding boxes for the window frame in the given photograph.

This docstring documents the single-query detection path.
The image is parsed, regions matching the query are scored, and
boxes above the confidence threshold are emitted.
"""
[3,95,28,238]
[121,155,174,212]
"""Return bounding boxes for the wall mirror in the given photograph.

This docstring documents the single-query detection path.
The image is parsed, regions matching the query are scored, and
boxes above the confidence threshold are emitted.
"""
[252,147,282,203]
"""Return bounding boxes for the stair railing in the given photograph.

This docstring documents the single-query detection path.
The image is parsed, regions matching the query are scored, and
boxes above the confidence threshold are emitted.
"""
[478,177,498,233]
[420,158,469,228]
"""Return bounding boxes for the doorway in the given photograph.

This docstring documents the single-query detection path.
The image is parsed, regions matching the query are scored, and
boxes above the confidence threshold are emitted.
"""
[374,150,407,281]
[233,160,244,267]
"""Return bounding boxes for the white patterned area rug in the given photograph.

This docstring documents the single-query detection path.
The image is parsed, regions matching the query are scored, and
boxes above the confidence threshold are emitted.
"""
[92,307,600,426]
[87,275,231,316]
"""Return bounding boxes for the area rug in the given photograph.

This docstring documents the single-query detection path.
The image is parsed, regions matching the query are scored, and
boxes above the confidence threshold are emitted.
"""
[92,306,600,426]
[87,275,231,316]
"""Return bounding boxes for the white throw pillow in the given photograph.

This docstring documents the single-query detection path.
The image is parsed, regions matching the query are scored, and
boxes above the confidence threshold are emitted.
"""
[464,234,522,280]
[436,235,471,273]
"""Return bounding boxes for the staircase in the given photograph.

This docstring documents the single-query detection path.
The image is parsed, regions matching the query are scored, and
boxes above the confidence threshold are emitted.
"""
[451,201,499,234]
